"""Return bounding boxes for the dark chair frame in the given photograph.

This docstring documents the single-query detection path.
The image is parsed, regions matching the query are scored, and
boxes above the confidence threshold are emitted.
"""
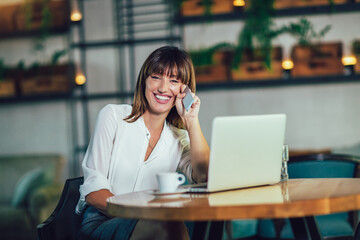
[355,222,360,240]
[37,177,84,240]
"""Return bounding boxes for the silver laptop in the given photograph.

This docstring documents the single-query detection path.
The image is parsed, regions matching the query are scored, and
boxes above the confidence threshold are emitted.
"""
[186,114,286,193]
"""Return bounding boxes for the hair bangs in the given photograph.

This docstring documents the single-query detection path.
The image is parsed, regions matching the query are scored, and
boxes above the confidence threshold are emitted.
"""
[146,55,190,85]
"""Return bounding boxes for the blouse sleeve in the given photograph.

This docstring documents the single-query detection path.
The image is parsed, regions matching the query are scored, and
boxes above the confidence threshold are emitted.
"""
[76,104,118,214]
[176,129,195,184]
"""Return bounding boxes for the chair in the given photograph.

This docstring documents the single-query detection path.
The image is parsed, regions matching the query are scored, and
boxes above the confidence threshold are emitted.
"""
[258,153,360,240]
[37,177,84,240]
[0,154,65,240]
[355,222,360,240]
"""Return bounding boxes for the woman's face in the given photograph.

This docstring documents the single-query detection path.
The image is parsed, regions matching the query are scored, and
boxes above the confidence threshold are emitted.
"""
[144,71,183,116]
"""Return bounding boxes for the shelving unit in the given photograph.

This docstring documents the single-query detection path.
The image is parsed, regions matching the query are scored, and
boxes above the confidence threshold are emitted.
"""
[1,73,359,104]
[175,0,360,88]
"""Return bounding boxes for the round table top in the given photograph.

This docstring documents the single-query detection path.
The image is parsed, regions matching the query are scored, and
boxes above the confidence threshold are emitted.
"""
[107,178,360,221]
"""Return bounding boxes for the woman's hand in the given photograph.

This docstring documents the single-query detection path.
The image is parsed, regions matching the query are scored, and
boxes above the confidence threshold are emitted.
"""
[175,85,201,130]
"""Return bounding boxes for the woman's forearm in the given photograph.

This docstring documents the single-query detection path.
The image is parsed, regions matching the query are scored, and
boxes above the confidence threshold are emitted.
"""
[187,119,210,183]
[86,189,114,214]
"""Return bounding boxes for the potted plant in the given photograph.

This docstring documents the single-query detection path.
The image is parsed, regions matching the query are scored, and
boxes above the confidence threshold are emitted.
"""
[19,49,75,96]
[189,42,234,83]
[230,0,285,81]
[284,17,343,77]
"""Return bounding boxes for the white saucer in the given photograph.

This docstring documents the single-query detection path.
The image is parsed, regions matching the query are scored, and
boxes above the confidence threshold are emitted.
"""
[148,188,188,198]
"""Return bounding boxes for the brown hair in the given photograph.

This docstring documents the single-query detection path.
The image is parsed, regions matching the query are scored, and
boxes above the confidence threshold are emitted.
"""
[124,46,196,129]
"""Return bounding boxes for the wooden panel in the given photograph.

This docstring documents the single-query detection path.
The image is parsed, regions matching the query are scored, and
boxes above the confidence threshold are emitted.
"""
[0,80,16,98]
[291,42,344,77]
[181,0,234,16]
[20,64,74,96]
[0,0,69,36]
[195,50,231,83]
[274,0,347,9]
[353,40,360,74]
[356,59,360,74]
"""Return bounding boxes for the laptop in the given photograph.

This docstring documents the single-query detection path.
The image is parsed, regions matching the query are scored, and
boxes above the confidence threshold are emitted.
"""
[185,114,286,193]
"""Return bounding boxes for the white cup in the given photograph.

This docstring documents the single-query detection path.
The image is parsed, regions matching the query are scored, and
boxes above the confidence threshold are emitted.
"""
[156,172,186,193]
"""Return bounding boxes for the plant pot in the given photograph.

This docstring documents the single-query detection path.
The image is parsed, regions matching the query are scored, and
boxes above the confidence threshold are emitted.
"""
[0,80,16,98]
[194,50,232,83]
[20,63,75,96]
[181,0,235,17]
[231,47,283,81]
[353,40,360,74]
[291,42,343,77]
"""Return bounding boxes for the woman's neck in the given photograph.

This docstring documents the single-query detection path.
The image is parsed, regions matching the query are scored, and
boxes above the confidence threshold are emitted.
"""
[142,111,166,134]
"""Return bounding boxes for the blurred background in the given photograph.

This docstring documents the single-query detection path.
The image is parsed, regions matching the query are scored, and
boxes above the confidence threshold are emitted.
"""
[0,0,360,180]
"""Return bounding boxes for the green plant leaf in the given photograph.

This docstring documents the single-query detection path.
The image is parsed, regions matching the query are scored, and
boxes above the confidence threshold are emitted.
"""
[235,0,277,69]
[189,42,234,67]
[51,50,67,65]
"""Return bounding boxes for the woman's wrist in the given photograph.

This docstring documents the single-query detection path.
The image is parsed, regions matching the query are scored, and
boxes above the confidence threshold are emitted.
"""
[183,117,199,132]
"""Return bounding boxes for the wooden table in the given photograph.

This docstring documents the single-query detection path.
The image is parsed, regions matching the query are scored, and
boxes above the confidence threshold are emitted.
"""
[107,178,360,240]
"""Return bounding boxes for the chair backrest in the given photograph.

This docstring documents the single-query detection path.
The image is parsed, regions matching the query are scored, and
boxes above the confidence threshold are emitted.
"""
[288,153,360,179]
[37,177,83,240]
[288,153,360,229]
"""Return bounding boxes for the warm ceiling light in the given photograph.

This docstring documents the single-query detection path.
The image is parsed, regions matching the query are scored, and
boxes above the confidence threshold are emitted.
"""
[75,74,86,85]
[342,56,357,66]
[71,12,82,22]
[233,0,245,7]
[282,60,294,70]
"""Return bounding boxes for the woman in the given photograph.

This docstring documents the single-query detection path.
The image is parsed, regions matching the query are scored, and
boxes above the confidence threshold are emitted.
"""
[76,46,210,239]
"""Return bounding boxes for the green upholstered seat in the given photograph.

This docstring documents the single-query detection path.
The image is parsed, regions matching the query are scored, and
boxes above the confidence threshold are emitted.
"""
[223,219,258,239]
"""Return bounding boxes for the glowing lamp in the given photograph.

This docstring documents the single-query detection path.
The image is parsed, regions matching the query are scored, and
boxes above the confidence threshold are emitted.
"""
[75,74,86,85]
[233,0,245,7]
[342,56,357,66]
[282,60,294,70]
[71,12,82,22]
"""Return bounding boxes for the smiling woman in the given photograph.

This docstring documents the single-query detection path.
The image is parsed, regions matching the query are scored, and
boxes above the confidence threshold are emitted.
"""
[75,46,209,240]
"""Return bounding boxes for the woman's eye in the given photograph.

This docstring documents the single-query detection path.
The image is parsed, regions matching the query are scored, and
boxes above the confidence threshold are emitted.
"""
[170,79,179,84]
[151,75,160,79]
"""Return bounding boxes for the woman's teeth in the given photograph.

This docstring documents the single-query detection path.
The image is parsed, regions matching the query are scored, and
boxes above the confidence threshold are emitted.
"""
[155,95,170,100]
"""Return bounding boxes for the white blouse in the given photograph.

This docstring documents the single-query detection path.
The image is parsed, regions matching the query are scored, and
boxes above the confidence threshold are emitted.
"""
[76,104,193,214]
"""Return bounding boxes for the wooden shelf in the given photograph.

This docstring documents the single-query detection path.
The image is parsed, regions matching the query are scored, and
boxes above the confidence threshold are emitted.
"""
[0,28,69,40]
[0,93,72,104]
[195,73,360,92]
[71,36,182,49]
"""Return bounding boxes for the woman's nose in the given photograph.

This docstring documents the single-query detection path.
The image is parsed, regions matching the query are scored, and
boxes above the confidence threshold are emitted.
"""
[158,80,169,93]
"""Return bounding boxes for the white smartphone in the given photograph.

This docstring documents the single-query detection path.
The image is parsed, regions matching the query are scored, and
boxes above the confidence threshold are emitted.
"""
[182,86,194,111]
